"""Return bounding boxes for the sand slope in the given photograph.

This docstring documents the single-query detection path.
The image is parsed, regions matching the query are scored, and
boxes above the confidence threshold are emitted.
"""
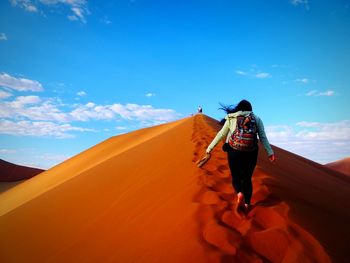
[0,114,349,263]
[325,157,350,176]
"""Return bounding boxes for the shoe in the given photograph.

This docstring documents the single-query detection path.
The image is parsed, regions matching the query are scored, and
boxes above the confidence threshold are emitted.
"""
[243,204,250,214]
[237,192,244,208]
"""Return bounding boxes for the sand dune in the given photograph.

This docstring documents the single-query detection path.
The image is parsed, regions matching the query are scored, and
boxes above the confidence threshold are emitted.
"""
[325,157,350,176]
[0,114,349,263]
[0,159,44,182]
[0,160,44,194]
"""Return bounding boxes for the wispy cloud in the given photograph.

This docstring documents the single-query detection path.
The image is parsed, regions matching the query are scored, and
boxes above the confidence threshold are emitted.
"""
[76,91,87,97]
[290,0,309,9]
[68,6,87,23]
[235,70,248,76]
[306,90,335,96]
[0,148,17,154]
[0,33,7,41]
[267,120,350,163]
[0,90,12,99]
[10,0,38,12]
[10,0,89,23]
[255,72,271,79]
[71,102,178,124]
[0,119,93,138]
[115,126,127,130]
[235,68,271,79]
[295,78,309,84]
[145,92,156,97]
[319,90,335,96]
[0,72,43,92]
[101,16,112,25]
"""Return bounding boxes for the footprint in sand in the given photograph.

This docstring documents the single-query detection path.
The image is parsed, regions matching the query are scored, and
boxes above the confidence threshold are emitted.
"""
[202,220,241,255]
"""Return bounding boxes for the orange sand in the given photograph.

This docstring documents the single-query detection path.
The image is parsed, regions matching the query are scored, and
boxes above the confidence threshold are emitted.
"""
[325,157,350,176]
[0,114,349,263]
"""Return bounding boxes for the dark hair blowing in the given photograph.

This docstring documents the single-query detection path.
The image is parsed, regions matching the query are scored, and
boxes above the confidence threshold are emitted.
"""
[218,99,253,125]
[219,99,252,114]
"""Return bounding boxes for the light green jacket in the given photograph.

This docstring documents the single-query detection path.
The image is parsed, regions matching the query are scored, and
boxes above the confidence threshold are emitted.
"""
[206,111,274,156]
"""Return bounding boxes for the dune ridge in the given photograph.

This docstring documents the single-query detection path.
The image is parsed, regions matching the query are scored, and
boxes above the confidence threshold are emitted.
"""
[0,114,348,262]
[0,159,44,182]
[325,157,350,176]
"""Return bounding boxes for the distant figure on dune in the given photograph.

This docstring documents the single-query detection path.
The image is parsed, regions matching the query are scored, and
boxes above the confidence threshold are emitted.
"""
[197,105,203,113]
[198,100,275,213]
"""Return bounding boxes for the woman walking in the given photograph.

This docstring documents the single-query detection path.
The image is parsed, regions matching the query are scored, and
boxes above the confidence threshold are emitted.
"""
[198,100,275,212]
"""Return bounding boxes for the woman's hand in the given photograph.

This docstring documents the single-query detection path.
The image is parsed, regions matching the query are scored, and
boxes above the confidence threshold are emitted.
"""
[268,154,276,162]
[197,152,211,167]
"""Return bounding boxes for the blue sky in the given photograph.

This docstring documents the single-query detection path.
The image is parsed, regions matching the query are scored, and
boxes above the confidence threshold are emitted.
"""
[0,0,349,168]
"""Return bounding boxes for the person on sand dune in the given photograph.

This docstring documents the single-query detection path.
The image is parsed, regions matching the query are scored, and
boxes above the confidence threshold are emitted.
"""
[198,100,275,212]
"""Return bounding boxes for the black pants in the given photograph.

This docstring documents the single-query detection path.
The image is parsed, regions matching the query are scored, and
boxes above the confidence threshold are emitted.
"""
[227,147,258,205]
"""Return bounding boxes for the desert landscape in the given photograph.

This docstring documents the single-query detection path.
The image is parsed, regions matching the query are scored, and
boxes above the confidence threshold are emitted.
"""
[0,114,349,262]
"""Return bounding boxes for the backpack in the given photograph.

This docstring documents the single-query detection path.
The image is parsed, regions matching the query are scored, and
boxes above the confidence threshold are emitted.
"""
[228,113,258,151]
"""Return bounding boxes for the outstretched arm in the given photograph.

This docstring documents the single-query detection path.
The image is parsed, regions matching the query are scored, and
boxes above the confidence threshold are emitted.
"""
[206,118,230,153]
[255,116,274,159]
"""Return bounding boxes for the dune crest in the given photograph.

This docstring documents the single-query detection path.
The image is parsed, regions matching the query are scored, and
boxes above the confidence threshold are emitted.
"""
[0,114,349,262]
[325,157,350,176]
[0,159,44,182]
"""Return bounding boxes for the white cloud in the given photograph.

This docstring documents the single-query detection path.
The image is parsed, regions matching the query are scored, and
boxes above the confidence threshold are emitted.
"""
[235,70,248,76]
[255,72,271,79]
[266,120,350,163]
[0,90,12,99]
[10,0,88,22]
[70,104,114,121]
[296,78,309,84]
[0,96,69,122]
[319,90,335,96]
[306,90,335,97]
[101,17,112,25]
[0,33,7,41]
[306,90,317,96]
[76,91,87,96]
[0,72,43,92]
[69,7,85,22]
[10,0,38,12]
[71,102,178,124]
[68,15,78,21]
[42,0,89,23]
[0,92,180,139]
[235,68,271,79]
[0,119,93,138]
[1,94,179,125]
[290,0,309,9]
[115,126,127,130]
[0,149,17,154]
[113,103,178,123]
[296,121,319,128]
[86,102,95,108]
[145,93,156,97]
[14,95,41,105]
